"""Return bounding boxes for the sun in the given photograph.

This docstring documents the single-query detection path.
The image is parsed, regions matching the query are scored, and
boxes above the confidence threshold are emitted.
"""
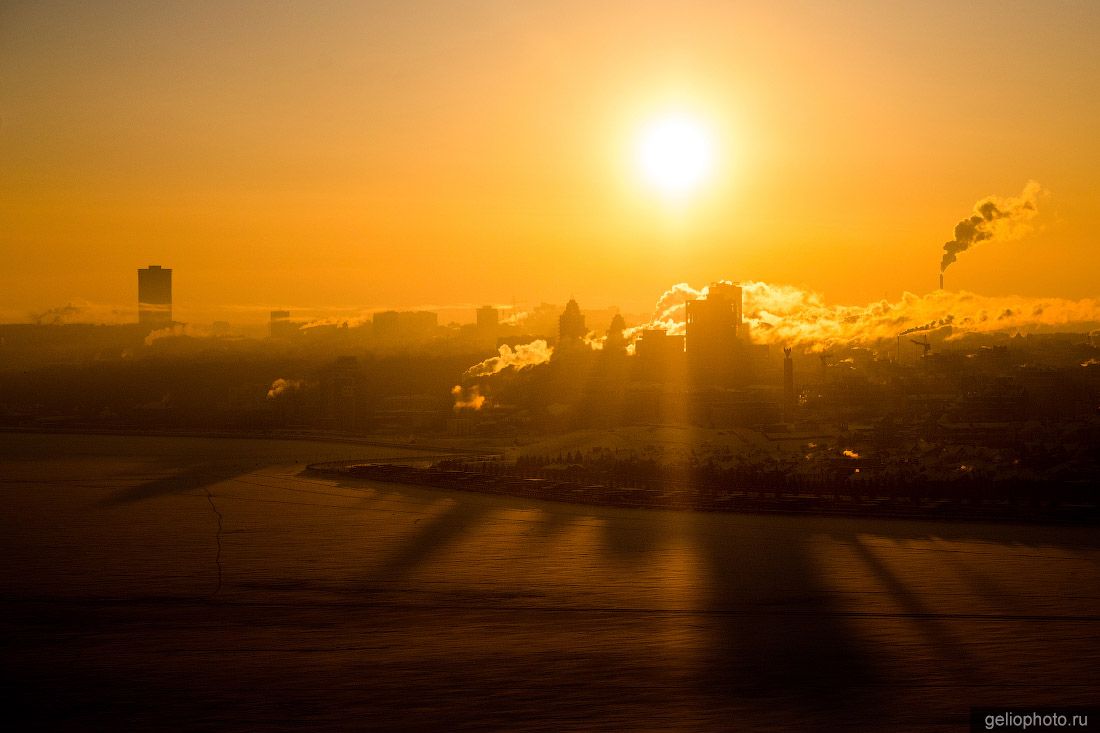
[635,113,716,198]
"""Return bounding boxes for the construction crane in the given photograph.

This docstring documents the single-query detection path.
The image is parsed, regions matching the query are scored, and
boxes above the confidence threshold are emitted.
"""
[910,338,931,357]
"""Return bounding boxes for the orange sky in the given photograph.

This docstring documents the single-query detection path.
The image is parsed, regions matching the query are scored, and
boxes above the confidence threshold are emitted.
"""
[1,0,1097,324]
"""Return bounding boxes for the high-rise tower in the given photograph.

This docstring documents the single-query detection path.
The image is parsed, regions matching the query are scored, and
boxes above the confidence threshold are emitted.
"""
[476,305,499,332]
[138,265,172,328]
[685,281,745,383]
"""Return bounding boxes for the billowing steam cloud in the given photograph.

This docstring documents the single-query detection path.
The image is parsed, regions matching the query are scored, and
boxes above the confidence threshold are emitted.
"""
[298,316,370,331]
[30,300,132,325]
[143,323,206,345]
[458,277,1100,378]
[941,181,1044,272]
[465,339,553,377]
[623,282,704,340]
[741,283,1099,348]
[450,384,485,411]
[898,315,955,336]
[266,378,305,400]
[630,280,1100,351]
[32,303,84,325]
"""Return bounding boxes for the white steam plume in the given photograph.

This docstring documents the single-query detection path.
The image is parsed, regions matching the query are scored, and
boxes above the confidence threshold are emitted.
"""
[144,323,209,345]
[450,384,486,411]
[628,280,1100,351]
[465,339,553,377]
[266,378,305,400]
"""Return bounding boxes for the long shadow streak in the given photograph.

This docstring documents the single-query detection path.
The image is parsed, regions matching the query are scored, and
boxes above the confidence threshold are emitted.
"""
[98,462,246,507]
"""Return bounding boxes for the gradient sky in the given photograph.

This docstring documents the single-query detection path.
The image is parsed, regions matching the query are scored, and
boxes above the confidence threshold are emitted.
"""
[2,0,1097,323]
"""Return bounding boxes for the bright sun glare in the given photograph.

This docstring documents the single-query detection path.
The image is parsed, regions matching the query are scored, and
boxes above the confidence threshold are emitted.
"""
[635,114,716,198]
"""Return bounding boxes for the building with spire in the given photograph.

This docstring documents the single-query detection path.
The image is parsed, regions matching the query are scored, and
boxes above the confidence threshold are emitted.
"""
[558,299,586,342]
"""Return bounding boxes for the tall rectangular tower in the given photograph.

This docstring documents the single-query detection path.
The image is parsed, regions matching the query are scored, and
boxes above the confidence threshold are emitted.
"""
[476,305,499,332]
[685,281,746,384]
[138,265,172,328]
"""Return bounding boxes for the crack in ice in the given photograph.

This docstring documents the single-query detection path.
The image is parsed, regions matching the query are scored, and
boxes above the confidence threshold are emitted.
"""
[204,489,223,597]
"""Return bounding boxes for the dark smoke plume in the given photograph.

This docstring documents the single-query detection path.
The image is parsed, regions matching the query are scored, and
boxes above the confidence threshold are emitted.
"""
[940,181,1043,273]
[899,315,954,336]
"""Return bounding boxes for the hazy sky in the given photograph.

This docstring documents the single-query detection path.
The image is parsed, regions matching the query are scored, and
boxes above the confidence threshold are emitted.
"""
[2,0,1097,323]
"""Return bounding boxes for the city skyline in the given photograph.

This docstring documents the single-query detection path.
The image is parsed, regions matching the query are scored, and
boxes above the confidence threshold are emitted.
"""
[2,5,1099,728]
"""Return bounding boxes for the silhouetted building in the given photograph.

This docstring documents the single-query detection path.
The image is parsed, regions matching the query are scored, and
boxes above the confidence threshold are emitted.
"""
[635,328,684,380]
[373,310,438,342]
[605,313,627,355]
[409,312,438,336]
[372,310,399,338]
[686,281,742,346]
[270,310,297,339]
[137,265,172,328]
[475,305,500,347]
[559,299,586,342]
[476,305,499,332]
[686,281,749,384]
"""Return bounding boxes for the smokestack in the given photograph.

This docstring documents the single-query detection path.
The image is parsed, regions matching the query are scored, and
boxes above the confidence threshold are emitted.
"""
[939,273,944,291]
[782,347,795,420]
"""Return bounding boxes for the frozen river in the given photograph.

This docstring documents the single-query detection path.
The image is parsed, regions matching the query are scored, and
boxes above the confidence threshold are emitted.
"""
[2,432,1098,731]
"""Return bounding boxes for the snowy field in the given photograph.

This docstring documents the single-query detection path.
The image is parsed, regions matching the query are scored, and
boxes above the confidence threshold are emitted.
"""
[2,432,1098,731]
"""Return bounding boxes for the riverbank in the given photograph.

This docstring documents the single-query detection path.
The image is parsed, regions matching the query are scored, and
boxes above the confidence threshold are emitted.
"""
[309,458,1100,525]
